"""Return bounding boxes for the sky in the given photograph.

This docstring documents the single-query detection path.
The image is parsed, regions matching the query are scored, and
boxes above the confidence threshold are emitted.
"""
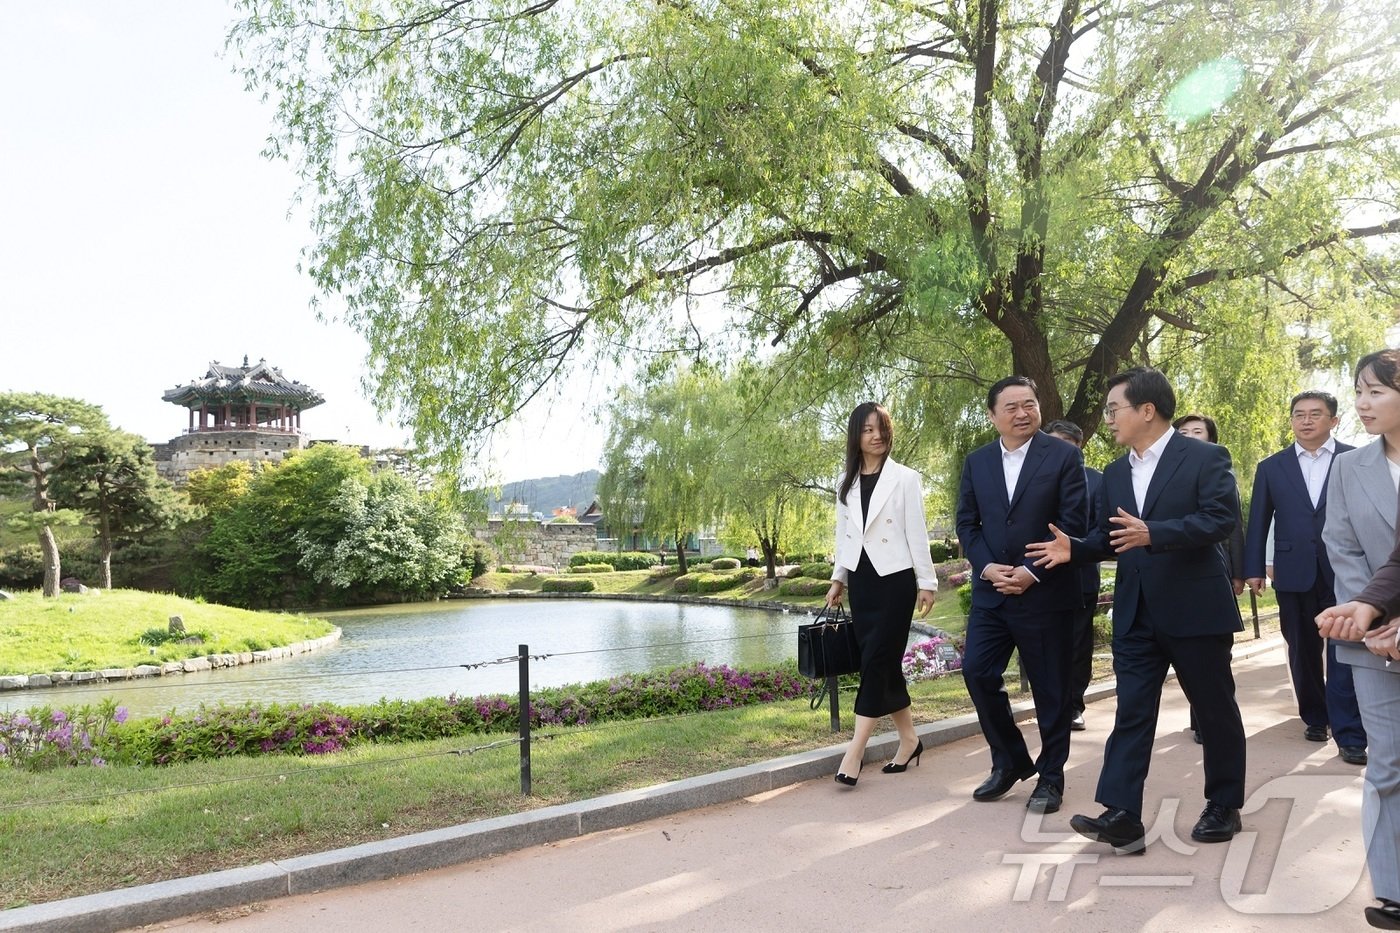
[0,3,604,483]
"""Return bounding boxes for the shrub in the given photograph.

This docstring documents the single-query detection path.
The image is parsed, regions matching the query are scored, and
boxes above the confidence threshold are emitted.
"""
[692,571,750,594]
[673,573,698,593]
[568,551,659,571]
[0,701,128,770]
[0,543,44,589]
[934,558,971,587]
[902,636,964,681]
[568,563,614,574]
[646,564,683,581]
[498,564,555,574]
[710,557,741,570]
[778,578,831,596]
[929,540,956,563]
[957,581,973,617]
[468,540,497,580]
[541,576,596,593]
[797,561,834,579]
[82,662,815,766]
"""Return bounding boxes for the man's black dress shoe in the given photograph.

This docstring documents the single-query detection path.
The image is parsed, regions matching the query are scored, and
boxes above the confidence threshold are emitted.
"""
[1070,712,1086,731]
[1365,898,1400,929]
[972,765,1037,801]
[1190,802,1241,843]
[1069,807,1146,854]
[1341,745,1369,766]
[1026,779,1062,814]
[1192,729,1202,745]
[1305,724,1330,742]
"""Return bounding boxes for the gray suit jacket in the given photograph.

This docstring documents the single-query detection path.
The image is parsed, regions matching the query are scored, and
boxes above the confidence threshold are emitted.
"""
[1322,439,1399,673]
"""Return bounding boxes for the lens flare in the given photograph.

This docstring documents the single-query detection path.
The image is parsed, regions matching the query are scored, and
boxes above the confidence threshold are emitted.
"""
[1166,58,1245,124]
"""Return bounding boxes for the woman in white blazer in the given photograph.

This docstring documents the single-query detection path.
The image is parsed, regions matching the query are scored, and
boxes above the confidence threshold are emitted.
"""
[825,402,937,786]
[1320,348,1400,929]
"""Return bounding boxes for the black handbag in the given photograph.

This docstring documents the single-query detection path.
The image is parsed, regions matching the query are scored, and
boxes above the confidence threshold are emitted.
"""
[797,604,861,679]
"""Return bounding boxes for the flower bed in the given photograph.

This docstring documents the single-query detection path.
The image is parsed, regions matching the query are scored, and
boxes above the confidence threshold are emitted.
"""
[3,662,817,769]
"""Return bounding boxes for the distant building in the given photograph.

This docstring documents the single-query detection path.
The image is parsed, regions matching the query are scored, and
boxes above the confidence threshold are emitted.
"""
[154,356,324,483]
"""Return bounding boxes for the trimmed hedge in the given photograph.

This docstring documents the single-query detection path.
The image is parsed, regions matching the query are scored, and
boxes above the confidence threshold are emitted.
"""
[673,569,760,593]
[929,540,955,563]
[542,576,596,593]
[778,578,831,596]
[568,551,660,571]
[957,581,973,617]
[797,561,834,579]
[710,557,741,570]
[568,563,614,574]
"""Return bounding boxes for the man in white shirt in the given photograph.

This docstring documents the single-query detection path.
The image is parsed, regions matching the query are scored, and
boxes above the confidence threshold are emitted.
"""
[1243,391,1365,764]
[1028,367,1246,853]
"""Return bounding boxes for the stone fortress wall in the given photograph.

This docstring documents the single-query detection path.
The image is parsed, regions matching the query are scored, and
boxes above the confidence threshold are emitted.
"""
[154,429,308,483]
[473,520,599,569]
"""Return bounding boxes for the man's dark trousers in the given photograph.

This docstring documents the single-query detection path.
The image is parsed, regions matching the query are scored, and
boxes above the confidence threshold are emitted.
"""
[963,604,1075,786]
[1097,596,1247,815]
[1276,581,1364,745]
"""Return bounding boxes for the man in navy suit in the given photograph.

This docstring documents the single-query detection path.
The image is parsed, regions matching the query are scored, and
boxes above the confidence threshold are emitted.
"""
[1046,420,1103,732]
[1029,367,1246,853]
[1244,390,1366,764]
[956,377,1088,814]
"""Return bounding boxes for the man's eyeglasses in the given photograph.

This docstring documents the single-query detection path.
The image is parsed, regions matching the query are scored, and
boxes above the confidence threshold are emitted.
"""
[1102,403,1140,421]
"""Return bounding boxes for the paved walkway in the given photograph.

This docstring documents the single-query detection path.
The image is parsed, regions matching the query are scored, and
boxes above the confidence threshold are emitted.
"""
[122,642,1383,933]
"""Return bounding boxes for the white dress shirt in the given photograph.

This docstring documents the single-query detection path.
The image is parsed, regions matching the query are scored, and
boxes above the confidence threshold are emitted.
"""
[1000,439,1028,502]
[1128,429,1176,514]
[1294,437,1336,508]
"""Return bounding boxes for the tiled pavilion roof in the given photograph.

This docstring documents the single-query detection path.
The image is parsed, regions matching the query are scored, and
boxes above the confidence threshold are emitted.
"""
[162,357,325,409]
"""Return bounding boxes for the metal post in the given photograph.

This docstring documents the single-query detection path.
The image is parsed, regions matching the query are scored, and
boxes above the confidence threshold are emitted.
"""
[518,643,531,796]
[1250,591,1260,639]
[826,674,840,732]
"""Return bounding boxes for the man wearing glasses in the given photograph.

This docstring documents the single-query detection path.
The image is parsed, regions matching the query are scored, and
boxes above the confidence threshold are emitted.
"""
[1244,392,1366,765]
[1027,367,1246,854]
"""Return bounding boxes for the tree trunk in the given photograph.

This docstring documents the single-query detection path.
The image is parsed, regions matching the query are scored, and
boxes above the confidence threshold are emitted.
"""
[762,539,778,580]
[39,524,60,597]
[98,515,113,590]
[674,533,689,575]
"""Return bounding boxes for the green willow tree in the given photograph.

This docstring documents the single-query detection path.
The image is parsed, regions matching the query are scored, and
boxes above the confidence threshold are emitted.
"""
[597,370,725,574]
[234,0,1400,466]
[0,393,110,597]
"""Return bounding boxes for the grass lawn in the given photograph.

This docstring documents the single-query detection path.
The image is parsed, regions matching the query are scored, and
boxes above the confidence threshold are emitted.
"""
[0,590,336,675]
[0,671,978,909]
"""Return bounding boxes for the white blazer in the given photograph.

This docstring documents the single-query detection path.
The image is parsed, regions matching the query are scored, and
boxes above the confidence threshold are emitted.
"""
[831,457,938,592]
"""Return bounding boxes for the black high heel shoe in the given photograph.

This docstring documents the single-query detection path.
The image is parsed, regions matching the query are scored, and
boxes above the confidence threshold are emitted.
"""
[882,739,924,774]
[1366,899,1400,930]
[834,767,860,787]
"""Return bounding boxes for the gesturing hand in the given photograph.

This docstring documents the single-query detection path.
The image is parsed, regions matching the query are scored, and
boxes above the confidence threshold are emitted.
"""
[1025,525,1071,568]
[1108,508,1151,553]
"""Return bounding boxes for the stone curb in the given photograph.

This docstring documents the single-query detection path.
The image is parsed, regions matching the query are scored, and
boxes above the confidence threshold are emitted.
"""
[0,630,342,693]
[0,634,1287,933]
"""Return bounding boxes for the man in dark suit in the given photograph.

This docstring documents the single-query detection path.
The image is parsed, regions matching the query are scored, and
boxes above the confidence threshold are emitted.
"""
[1028,367,1246,854]
[956,377,1088,815]
[1045,419,1103,732]
[1244,391,1366,765]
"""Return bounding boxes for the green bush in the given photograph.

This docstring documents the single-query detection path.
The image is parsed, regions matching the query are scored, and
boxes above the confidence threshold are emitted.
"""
[710,557,741,570]
[673,573,698,593]
[568,550,659,571]
[468,540,497,580]
[929,540,956,563]
[691,569,761,593]
[778,578,831,596]
[96,662,814,766]
[647,564,683,581]
[541,576,596,593]
[797,561,834,579]
[568,563,614,574]
[0,543,44,589]
[957,581,973,617]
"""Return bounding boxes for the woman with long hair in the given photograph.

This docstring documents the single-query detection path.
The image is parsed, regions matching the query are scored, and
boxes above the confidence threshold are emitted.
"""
[1319,348,1400,929]
[825,402,937,786]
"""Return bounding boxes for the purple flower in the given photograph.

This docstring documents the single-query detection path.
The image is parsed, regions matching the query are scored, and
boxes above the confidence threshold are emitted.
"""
[113,707,129,724]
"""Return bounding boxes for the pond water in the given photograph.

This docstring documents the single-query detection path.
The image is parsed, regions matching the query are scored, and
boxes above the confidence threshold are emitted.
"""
[0,599,824,718]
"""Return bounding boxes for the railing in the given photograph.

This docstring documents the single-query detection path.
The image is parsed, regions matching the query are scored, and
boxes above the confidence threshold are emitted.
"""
[180,425,302,435]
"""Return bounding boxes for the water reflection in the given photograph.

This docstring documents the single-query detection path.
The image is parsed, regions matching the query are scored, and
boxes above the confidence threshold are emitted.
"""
[0,599,809,718]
